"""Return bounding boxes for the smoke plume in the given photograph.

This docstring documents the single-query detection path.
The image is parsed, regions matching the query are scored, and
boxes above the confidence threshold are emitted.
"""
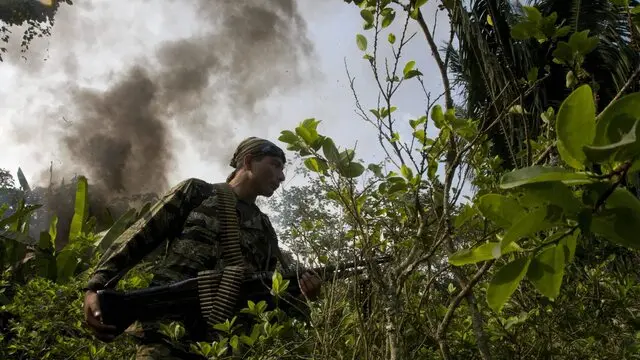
[32,0,317,197]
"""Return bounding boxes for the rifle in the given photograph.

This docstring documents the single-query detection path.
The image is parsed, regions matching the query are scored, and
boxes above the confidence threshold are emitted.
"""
[96,255,391,335]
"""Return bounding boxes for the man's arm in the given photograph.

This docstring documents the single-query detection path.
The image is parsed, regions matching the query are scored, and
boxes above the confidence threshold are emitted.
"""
[85,178,214,292]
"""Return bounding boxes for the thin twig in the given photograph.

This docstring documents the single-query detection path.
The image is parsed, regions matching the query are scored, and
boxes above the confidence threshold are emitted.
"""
[436,260,495,338]
[597,63,640,119]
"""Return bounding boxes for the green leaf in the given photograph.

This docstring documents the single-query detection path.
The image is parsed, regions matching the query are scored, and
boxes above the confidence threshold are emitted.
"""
[338,162,365,178]
[340,149,356,163]
[500,206,559,251]
[409,116,426,129]
[415,0,428,8]
[512,23,533,40]
[410,5,420,19]
[559,230,578,264]
[368,163,383,177]
[404,69,423,79]
[95,208,137,254]
[583,119,640,163]
[555,25,571,38]
[69,176,89,242]
[400,164,413,180]
[56,249,79,283]
[403,61,416,76]
[301,118,321,132]
[322,138,341,164]
[555,84,596,169]
[527,244,566,299]
[454,203,477,228]
[565,70,577,88]
[608,187,640,214]
[592,92,640,156]
[431,105,445,128]
[381,9,395,28]
[360,9,374,24]
[509,105,526,115]
[523,6,542,23]
[295,126,314,145]
[590,207,640,249]
[304,157,329,173]
[413,129,426,144]
[477,194,525,228]
[487,14,494,26]
[388,33,396,44]
[449,241,522,266]
[310,136,325,151]
[568,30,599,55]
[48,215,58,246]
[540,12,559,38]
[552,42,574,65]
[278,130,298,145]
[326,190,341,202]
[356,34,367,51]
[518,182,583,217]
[444,108,456,123]
[487,256,531,312]
[17,167,30,192]
[500,166,594,189]
[541,107,555,124]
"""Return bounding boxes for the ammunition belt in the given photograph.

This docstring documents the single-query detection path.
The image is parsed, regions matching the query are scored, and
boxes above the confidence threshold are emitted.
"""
[198,183,245,327]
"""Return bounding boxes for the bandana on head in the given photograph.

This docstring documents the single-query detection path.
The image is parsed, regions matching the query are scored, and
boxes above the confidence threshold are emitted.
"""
[229,137,286,168]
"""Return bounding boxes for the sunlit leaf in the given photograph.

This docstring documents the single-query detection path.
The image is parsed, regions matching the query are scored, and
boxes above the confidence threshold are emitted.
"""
[487,256,531,312]
[500,166,594,189]
[555,85,596,169]
[477,194,525,228]
[356,34,367,51]
[527,244,566,299]
[449,241,522,266]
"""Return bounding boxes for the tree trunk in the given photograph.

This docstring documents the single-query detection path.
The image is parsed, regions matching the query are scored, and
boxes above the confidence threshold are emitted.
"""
[466,292,492,360]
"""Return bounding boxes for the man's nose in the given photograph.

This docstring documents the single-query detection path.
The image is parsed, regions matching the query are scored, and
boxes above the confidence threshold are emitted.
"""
[277,170,285,182]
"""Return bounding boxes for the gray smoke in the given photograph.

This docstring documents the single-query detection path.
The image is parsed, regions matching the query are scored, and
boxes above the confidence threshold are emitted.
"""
[15,0,318,196]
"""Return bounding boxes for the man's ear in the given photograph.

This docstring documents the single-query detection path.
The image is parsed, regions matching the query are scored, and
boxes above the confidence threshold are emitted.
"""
[242,154,254,170]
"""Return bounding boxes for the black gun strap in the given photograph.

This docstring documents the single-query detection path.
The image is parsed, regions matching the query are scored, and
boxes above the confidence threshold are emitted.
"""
[199,183,246,327]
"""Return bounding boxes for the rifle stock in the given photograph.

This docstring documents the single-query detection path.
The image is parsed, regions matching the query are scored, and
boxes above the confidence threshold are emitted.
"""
[96,255,391,335]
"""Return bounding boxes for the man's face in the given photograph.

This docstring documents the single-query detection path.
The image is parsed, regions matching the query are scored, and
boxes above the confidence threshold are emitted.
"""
[249,155,285,197]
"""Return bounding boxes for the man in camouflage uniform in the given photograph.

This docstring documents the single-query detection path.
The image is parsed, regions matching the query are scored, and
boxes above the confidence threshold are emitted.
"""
[82,137,322,359]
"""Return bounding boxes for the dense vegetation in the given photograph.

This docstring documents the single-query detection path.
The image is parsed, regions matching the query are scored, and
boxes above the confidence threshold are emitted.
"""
[2,0,640,359]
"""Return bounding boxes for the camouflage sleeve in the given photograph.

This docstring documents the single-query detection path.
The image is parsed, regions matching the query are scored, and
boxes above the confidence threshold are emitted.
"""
[85,178,214,291]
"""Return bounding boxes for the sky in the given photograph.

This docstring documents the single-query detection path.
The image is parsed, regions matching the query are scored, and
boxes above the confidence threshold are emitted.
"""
[0,0,464,202]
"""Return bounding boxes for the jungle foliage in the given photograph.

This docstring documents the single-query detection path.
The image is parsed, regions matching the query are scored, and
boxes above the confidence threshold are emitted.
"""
[2,0,640,359]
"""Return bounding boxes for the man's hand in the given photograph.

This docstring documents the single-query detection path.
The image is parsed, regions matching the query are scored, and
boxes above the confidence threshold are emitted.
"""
[83,290,119,342]
[298,271,323,301]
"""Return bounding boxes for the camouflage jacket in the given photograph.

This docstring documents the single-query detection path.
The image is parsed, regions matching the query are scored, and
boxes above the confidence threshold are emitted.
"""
[86,178,306,342]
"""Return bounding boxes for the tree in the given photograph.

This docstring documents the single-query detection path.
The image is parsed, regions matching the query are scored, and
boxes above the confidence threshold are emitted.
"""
[448,0,640,170]
[0,0,73,61]
[0,168,15,189]
[276,0,640,358]
[2,0,640,358]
